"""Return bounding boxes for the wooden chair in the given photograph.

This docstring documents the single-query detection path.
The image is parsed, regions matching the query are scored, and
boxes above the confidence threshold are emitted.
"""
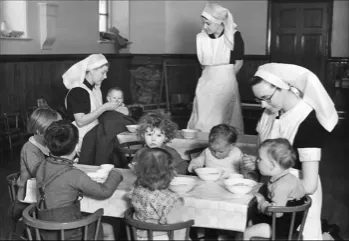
[117,141,145,168]
[124,208,194,240]
[3,112,25,160]
[184,146,207,161]
[6,172,25,240]
[251,195,312,241]
[22,204,103,241]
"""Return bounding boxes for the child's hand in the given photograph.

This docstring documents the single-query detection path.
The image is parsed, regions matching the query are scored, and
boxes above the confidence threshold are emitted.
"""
[254,193,265,203]
[242,154,258,171]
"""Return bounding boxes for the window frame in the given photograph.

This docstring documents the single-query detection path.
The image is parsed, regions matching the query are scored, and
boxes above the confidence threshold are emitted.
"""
[99,0,111,33]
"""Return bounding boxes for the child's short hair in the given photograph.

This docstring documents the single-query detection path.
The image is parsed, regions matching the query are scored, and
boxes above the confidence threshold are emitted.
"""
[209,124,238,145]
[27,107,62,134]
[136,110,178,142]
[134,148,175,191]
[107,86,123,96]
[44,120,79,156]
[259,138,296,169]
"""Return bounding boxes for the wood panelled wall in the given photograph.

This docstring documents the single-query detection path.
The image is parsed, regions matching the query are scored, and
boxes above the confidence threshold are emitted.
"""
[0,54,347,116]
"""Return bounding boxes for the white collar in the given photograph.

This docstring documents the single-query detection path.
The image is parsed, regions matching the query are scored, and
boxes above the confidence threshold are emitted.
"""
[29,136,50,156]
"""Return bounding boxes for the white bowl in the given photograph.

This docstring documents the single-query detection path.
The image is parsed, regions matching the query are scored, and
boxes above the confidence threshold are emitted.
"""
[223,178,257,195]
[182,129,198,139]
[126,125,139,133]
[100,164,114,170]
[228,173,244,180]
[169,177,197,194]
[195,167,222,181]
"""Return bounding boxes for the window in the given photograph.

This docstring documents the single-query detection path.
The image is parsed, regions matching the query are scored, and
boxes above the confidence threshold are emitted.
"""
[99,0,109,33]
[0,0,28,38]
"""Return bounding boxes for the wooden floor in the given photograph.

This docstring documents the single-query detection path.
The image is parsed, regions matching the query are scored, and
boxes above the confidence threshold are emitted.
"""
[0,117,349,240]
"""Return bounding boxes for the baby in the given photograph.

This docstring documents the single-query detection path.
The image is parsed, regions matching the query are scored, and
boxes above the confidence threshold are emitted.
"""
[106,87,129,116]
[131,110,188,175]
[187,124,244,178]
[244,138,306,240]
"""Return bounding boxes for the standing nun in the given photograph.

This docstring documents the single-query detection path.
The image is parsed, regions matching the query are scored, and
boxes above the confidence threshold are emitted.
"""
[63,54,120,153]
[187,3,245,133]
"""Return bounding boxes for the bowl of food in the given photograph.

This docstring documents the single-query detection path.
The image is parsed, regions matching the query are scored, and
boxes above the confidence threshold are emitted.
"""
[195,167,222,181]
[182,129,198,139]
[126,125,139,133]
[223,178,257,195]
[169,176,197,194]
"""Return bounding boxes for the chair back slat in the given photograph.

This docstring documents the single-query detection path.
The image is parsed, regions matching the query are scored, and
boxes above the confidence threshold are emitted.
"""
[26,227,33,240]
[271,214,276,240]
[124,208,194,240]
[252,196,312,240]
[6,173,20,202]
[288,212,297,240]
[22,204,104,241]
[94,217,102,240]
[83,224,88,240]
[132,226,138,240]
[297,207,310,240]
[148,229,153,240]
[35,227,41,240]
[169,230,174,240]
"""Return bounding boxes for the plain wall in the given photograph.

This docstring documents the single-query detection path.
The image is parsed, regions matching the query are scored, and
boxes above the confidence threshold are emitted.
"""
[331,0,349,57]
[0,1,116,54]
[0,0,348,56]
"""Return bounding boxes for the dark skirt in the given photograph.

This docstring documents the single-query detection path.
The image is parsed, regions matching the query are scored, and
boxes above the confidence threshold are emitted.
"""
[252,197,306,238]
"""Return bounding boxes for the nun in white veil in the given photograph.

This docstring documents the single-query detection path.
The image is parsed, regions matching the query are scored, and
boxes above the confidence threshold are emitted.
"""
[187,3,245,133]
[63,54,119,153]
[251,63,338,240]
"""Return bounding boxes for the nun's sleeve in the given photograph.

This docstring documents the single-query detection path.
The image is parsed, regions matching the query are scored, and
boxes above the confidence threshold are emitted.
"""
[230,31,244,64]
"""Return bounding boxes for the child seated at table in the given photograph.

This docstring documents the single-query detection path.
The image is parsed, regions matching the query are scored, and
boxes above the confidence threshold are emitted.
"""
[106,86,130,116]
[131,110,188,174]
[187,124,244,179]
[243,138,306,240]
[13,107,61,221]
[35,120,124,240]
[127,148,187,240]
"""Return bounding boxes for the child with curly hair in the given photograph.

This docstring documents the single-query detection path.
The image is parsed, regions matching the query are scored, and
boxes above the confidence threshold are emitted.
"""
[127,148,187,240]
[131,110,188,174]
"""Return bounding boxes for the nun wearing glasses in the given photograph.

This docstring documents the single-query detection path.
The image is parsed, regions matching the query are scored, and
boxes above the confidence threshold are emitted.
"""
[187,3,245,134]
[250,63,338,240]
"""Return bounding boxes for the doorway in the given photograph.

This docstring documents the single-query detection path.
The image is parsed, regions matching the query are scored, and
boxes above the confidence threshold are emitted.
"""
[268,0,333,84]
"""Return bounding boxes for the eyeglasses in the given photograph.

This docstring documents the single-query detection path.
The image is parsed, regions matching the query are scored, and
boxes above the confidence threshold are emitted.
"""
[254,88,277,103]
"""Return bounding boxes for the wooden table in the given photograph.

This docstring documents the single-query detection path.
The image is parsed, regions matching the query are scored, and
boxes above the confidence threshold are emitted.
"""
[78,164,261,232]
[117,132,258,160]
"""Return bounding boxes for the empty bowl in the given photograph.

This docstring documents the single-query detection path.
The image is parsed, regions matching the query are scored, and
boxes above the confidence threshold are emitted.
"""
[195,167,222,181]
[169,176,196,194]
[182,129,198,139]
[126,125,139,133]
[100,164,114,170]
[228,173,244,180]
[223,178,257,195]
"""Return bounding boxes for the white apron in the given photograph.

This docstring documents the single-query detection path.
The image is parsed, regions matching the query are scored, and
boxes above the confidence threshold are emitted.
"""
[257,100,323,240]
[187,64,244,133]
[65,84,103,153]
